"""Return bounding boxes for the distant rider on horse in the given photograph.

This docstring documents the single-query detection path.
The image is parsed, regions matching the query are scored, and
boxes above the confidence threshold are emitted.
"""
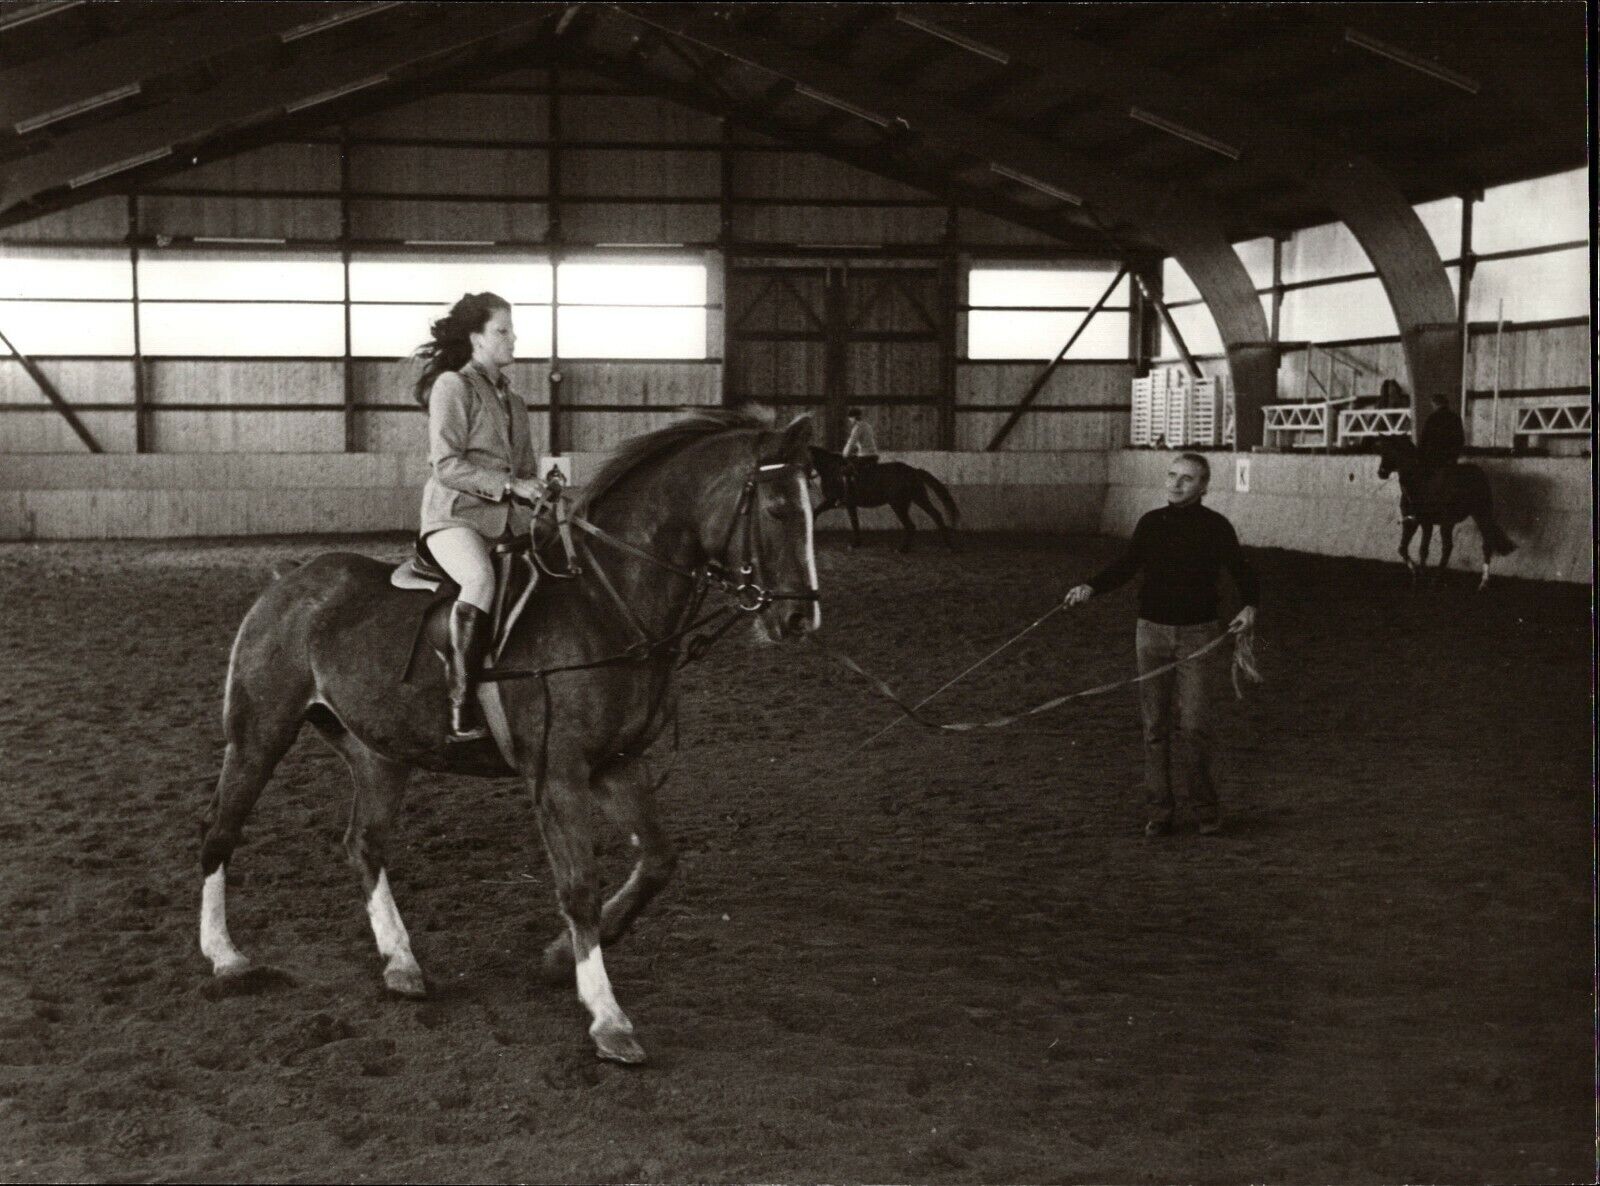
[412,292,544,742]
[841,406,879,503]
[1405,393,1465,520]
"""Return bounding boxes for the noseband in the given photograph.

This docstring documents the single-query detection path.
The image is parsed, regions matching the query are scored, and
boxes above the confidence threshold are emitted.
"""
[704,460,821,614]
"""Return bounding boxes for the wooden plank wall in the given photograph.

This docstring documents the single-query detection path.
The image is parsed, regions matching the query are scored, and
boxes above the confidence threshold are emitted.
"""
[0,66,1144,460]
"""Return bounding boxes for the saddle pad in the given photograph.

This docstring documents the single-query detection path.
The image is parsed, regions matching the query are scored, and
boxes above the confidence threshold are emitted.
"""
[391,557,445,593]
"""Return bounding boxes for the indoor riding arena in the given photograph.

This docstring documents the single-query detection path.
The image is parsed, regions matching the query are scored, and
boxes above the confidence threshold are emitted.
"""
[0,4,1591,1184]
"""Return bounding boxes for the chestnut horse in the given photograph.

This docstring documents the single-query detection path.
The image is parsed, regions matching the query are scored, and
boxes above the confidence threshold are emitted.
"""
[198,411,820,1063]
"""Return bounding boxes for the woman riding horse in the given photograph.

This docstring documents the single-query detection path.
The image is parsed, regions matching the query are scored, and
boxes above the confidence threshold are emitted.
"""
[412,293,544,742]
[198,409,821,1064]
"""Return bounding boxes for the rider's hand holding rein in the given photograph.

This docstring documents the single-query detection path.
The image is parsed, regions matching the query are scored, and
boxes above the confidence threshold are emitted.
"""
[506,476,545,505]
[1062,583,1094,608]
[1228,604,1257,635]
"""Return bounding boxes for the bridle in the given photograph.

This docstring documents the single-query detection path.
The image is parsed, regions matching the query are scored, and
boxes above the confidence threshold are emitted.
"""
[481,448,820,794]
[503,449,819,677]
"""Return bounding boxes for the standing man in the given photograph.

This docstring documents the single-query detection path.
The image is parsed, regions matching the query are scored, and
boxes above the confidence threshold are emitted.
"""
[1063,453,1258,837]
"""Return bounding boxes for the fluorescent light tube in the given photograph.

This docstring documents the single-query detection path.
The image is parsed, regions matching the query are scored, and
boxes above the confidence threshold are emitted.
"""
[68,146,172,189]
[989,163,1082,206]
[893,12,1009,64]
[1128,107,1241,160]
[15,82,141,135]
[283,75,390,115]
[1343,28,1481,93]
[0,0,83,33]
[280,2,403,43]
[793,84,894,129]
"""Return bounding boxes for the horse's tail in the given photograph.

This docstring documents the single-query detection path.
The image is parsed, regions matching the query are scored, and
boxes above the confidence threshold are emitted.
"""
[1474,511,1515,557]
[1465,469,1516,557]
[920,471,961,527]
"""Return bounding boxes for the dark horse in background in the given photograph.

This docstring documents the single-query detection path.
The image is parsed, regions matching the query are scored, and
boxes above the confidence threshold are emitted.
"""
[809,446,960,551]
[198,411,820,1064]
[1375,434,1515,589]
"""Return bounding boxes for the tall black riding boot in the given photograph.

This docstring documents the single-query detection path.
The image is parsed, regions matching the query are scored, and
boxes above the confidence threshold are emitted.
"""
[446,601,490,743]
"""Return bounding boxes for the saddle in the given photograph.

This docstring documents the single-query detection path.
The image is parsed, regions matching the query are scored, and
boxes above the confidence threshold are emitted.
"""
[391,479,582,763]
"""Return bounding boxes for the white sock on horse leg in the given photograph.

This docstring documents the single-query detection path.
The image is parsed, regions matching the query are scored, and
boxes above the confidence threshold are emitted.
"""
[575,945,630,1032]
[366,869,418,969]
[199,866,249,975]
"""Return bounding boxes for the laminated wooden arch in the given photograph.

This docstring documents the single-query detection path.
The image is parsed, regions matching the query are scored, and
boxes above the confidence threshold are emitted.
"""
[896,7,1465,431]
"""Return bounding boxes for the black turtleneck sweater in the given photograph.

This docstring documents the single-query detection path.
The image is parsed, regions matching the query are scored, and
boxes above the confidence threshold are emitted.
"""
[1087,500,1260,626]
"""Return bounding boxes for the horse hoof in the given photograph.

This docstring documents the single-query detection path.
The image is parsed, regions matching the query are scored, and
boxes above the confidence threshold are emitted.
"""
[383,964,429,999]
[213,954,252,979]
[200,964,294,999]
[592,1024,647,1065]
[540,939,575,986]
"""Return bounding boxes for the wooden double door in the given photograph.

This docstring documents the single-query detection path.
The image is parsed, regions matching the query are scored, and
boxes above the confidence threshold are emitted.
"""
[725,261,951,451]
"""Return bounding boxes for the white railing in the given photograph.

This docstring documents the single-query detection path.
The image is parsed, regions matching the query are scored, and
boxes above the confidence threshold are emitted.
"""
[1514,398,1591,442]
[1262,395,1357,450]
[1338,406,1413,442]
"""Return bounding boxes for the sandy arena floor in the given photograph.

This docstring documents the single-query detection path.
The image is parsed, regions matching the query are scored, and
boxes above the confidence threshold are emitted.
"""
[0,529,1590,1184]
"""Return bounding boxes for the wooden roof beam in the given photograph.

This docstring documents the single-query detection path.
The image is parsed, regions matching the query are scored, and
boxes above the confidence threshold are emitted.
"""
[609,5,1267,334]
[561,38,1122,253]
[0,2,352,132]
[610,3,1272,442]
[0,4,566,222]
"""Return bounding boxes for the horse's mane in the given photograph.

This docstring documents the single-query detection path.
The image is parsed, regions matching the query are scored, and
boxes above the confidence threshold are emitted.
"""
[577,407,774,512]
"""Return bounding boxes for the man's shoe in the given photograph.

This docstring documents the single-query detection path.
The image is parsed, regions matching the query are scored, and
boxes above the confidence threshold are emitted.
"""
[1143,818,1173,838]
[1197,817,1223,836]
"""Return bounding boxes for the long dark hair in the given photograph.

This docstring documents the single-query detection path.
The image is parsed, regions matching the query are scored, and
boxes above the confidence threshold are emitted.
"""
[410,291,511,408]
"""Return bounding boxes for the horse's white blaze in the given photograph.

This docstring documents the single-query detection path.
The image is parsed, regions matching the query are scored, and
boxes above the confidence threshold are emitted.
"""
[796,469,821,631]
[575,945,630,1031]
[365,869,417,967]
[199,867,248,974]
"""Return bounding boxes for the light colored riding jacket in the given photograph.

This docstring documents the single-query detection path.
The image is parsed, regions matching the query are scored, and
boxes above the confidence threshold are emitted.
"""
[419,359,538,540]
[843,419,878,457]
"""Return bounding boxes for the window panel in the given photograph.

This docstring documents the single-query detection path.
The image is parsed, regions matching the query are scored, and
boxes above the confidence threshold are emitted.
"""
[1234,238,1275,290]
[967,266,1128,308]
[0,300,135,354]
[138,251,344,300]
[557,307,707,358]
[1413,197,1463,259]
[138,303,345,356]
[351,303,553,358]
[556,261,707,306]
[1280,221,1375,285]
[1159,304,1222,357]
[348,256,552,303]
[966,310,1130,360]
[1279,277,1398,342]
[1468,248,1588,322]
[1474,168,1588,254]
[0,248,132,299]
[1162,258,1200,303]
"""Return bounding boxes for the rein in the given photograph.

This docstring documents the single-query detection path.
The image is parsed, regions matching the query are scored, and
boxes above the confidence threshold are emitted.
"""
[806,620,1263,749]
[481,456,818,683]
